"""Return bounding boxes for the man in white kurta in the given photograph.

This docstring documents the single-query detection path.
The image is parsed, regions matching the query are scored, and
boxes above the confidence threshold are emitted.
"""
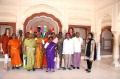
[72,32,83,69]
[62,33,73,70]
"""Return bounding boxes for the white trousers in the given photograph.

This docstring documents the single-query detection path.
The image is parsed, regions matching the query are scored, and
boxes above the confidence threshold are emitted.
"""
[4,54,9,64]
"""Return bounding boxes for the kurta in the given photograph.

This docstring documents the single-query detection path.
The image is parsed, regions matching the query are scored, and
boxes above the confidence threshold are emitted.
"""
[34,37,43,68]
[62,39,73,55]
[0,34,11,54]
[8,39,22,67]
[24,38,36,70]
[44,42,57,69]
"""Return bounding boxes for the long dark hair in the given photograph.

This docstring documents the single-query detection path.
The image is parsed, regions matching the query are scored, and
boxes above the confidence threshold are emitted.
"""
[88,32,94,39]
[68,27,74,33]
[4,28,11,36]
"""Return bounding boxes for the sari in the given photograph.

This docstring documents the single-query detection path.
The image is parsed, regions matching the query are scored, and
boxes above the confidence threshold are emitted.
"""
[45,42,57,70]
[43,38,48,68]
[8,39,22,67]
[34,37,43,68]
[23,38,28,68]
[24,38,36,70]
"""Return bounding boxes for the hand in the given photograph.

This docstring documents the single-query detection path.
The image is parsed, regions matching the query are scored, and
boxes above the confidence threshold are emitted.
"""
[89,59,93,62]
[84,57,86,61]
[90,54,92,58]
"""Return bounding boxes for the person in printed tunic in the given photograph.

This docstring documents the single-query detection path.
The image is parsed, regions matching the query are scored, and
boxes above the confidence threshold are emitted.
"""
[84,32,97,73]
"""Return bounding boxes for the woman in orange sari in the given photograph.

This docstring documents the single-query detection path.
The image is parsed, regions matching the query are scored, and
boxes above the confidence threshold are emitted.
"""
[8,33,22,69]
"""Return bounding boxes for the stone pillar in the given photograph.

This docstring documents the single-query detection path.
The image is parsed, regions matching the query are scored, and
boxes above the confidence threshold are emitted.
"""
[96,35,101,60]
[111,31,120,67]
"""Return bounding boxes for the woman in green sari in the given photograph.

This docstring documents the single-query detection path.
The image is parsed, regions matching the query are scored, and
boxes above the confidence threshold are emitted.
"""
[24,33,36,71]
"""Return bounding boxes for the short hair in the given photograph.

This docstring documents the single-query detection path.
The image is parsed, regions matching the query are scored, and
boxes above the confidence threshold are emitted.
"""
[12,33,16,36]
[66,32,70,36]
[48,36,53,40]
[51,32,55,35]
[59,32,62,34]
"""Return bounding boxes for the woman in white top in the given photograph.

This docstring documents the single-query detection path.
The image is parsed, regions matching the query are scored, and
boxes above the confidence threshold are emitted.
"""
[62,33,73,70]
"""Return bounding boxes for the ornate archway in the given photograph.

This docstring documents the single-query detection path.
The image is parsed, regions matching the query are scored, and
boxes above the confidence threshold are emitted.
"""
[100,26,114,51]
[23,12,62,34]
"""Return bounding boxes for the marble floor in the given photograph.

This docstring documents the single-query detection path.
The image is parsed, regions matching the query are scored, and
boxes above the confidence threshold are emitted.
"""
[0,57,120,79]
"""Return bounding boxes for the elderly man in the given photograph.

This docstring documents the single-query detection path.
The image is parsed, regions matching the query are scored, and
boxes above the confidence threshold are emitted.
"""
[72,32,83,69]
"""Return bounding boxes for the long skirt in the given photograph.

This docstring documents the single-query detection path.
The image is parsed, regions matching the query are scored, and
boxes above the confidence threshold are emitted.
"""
[26,50,35,70]
[46,51,55,70]
[34,48,43,68]
[10,49,22,67]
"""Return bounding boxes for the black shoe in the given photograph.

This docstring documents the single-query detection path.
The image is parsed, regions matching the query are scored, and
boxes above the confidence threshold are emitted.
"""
[40,67,43,70]
[27,70,30,71]
[71,65,74,67]
[73,67,75,69]
[77,67,80,69]
[16,67,19,69]
[68,68,72,70]
[33,68,35,71]
[85,69,88,71]
[87,69,91,73]
[63,68,66,70]
[12,67,15,70]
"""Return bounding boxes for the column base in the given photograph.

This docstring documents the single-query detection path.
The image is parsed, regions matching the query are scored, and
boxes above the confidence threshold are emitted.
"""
[97,43,101,60]
[97,57,101,60]
[111,60,120,67]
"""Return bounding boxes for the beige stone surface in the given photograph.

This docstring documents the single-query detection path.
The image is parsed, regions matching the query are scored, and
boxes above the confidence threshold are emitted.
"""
[0,57,120,79]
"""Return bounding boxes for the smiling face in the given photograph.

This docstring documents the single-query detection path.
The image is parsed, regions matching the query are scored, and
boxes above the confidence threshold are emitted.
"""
[76,32,80,38]
[29,34,33,39]
[66,33,70,39]
[37,33,40,38]
[12,33,16,39]
[5,28,10,35]
[87,33,92,39]
[48,37,53,43]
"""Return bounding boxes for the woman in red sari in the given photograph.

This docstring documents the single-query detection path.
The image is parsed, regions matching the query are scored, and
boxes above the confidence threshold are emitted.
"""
[8,33,22,69]
[0,28,12,71]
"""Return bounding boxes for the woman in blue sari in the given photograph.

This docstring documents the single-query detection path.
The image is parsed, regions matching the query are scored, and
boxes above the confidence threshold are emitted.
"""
[44,36,57,72]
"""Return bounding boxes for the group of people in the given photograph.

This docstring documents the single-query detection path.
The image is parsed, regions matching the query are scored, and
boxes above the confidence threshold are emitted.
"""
[0,27,96,73]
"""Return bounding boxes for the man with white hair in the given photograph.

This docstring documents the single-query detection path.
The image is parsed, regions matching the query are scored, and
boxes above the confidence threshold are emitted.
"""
[72,32,83,69]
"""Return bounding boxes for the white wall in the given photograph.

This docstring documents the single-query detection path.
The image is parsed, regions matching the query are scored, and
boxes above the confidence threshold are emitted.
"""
[0,0,120,44]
